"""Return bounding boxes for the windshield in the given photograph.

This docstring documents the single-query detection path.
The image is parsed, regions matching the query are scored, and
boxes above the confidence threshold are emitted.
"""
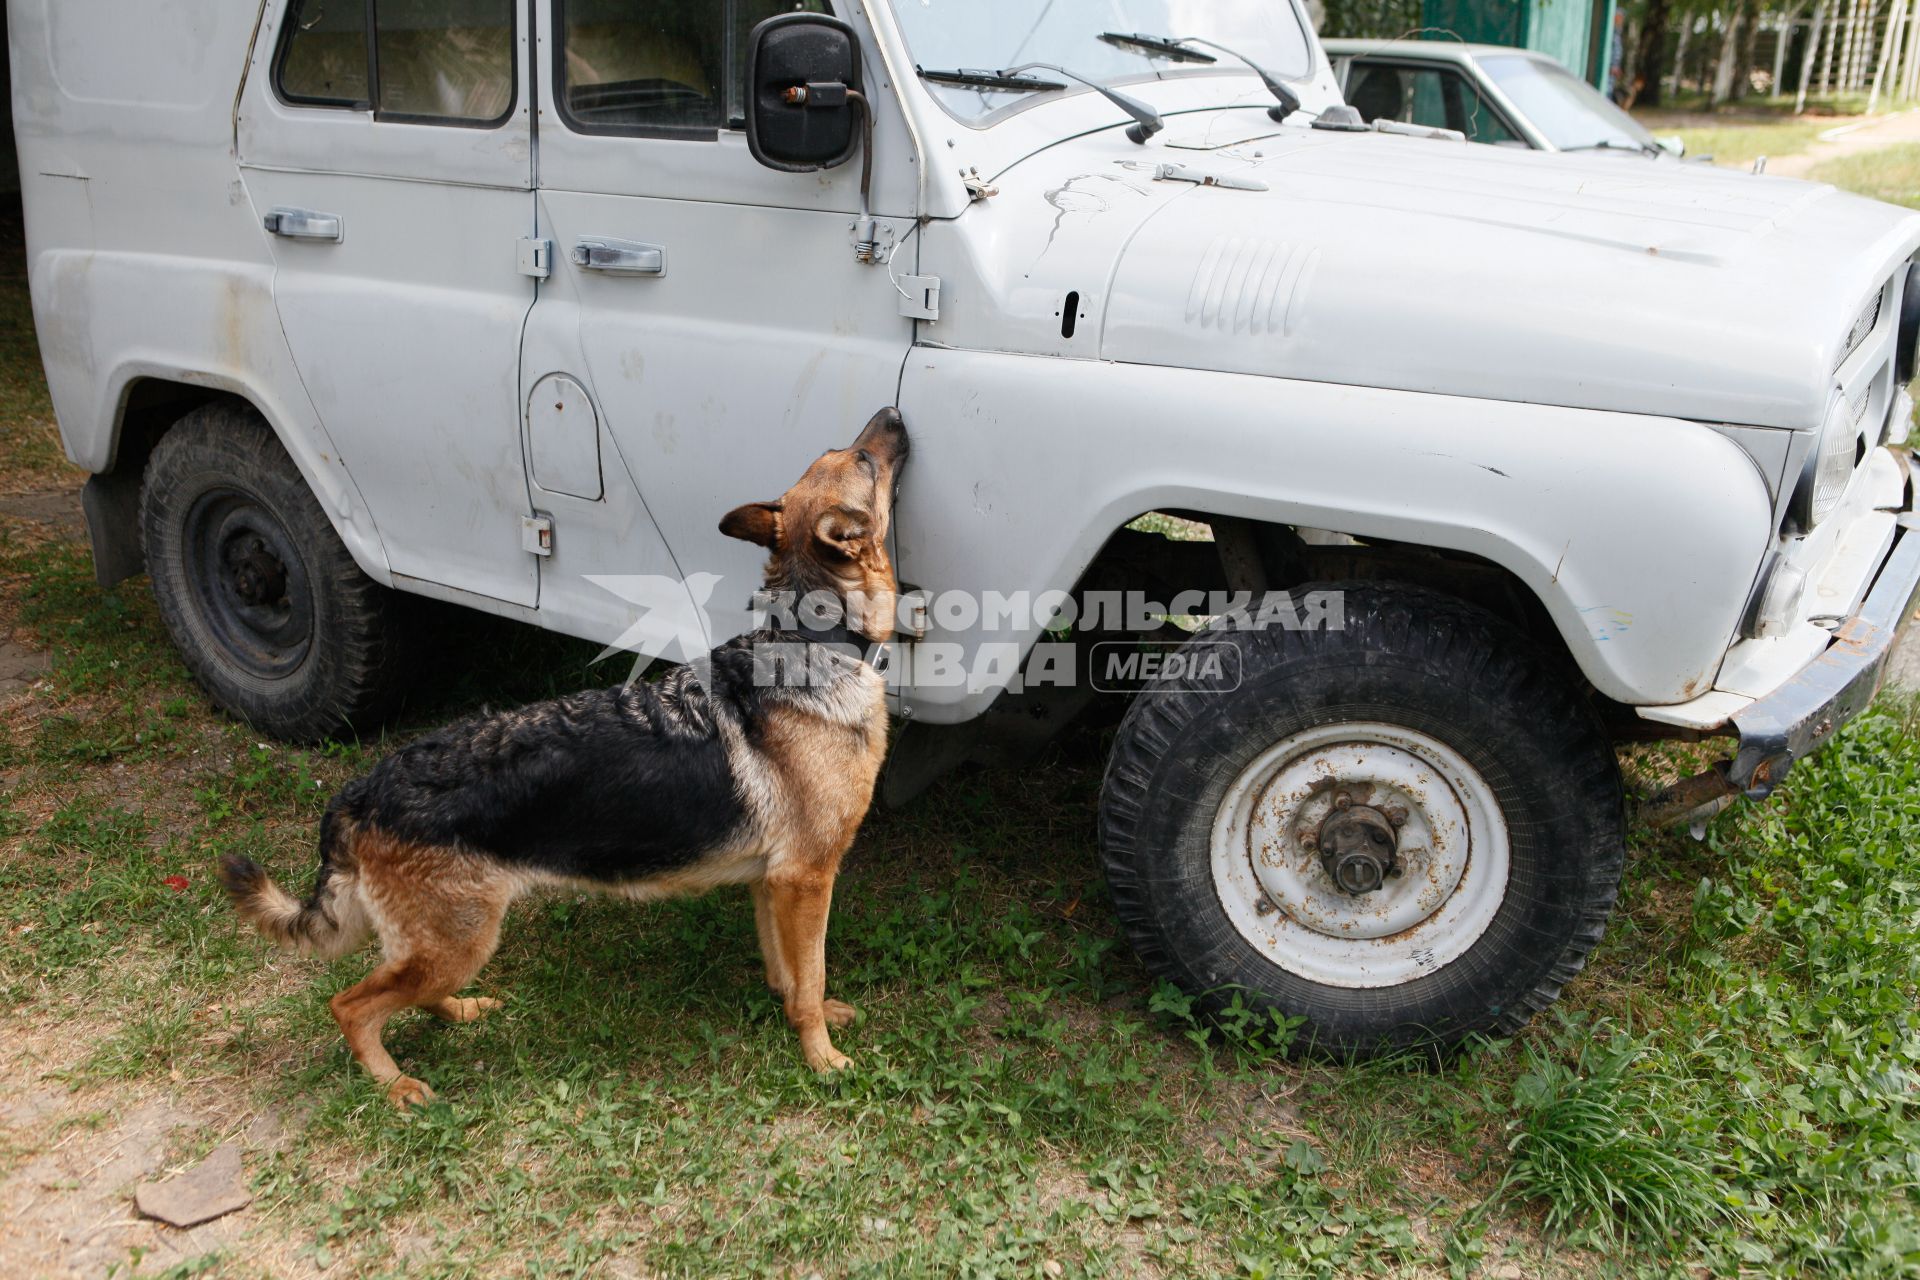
[890,0,1315,124]
[1477,54,1656,152]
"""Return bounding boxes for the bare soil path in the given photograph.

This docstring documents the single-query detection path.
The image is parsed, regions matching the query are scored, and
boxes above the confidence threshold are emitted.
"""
[1768,108,1920,177]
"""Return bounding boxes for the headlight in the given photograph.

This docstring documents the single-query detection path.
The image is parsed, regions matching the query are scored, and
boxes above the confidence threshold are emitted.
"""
[1785,394,1860,533]
[1900,261,1920,385]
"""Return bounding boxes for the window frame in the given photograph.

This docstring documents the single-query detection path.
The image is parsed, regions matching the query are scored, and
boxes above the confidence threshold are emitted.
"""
[551,0,830,142]
[271,0,520,131]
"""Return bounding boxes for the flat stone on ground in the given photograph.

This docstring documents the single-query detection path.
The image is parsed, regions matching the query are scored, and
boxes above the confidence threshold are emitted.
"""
[0,638,49,696]
[132,1145,251,1229]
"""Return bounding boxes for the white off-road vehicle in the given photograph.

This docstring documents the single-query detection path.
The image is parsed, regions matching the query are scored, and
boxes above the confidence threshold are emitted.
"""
[15,0,1920,1056]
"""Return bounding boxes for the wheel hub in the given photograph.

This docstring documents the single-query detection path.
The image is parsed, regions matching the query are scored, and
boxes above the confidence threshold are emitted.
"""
[228,537,288,607]
[182,489,315,681]
[1209,722,1512,988]
[1316,795,1400,895]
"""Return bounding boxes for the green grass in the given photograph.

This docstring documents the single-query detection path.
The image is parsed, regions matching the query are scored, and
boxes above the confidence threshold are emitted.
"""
[1809,141,1920,209]
[1644,91,1874,119]
[7,245,1920,1275]
[1664,120,1828,168]
[1491,1029,1731,1245]
[10,515,1920,1276]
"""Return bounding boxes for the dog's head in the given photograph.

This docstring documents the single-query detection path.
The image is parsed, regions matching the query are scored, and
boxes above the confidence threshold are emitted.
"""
[719,407,909,643]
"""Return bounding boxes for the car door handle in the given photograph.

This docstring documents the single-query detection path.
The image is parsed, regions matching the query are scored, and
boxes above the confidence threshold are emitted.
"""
[570,238,666,276]
[262,207,343,242]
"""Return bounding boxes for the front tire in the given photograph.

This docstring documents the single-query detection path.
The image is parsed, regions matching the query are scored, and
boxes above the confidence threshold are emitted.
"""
[1098,584,1625,1057]
[140,402,407,741]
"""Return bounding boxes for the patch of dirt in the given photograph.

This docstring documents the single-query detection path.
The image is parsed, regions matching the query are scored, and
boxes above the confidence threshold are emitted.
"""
[0,487,84,542]
[0,636,49,698]
[1768,107,1920,178]
[0,1014,323,1279]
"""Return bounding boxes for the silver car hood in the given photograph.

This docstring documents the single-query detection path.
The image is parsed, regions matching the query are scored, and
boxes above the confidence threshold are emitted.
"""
[962,125,1920,430]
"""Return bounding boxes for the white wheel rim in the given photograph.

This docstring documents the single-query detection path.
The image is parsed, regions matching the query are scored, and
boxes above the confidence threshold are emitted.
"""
[1210,722,1509,989]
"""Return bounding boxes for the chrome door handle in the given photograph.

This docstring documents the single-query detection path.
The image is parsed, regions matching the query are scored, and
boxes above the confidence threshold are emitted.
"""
[570,238,666,276]
[262,207,343,242]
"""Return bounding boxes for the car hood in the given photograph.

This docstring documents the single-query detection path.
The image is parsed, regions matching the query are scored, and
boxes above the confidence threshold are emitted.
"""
[955,122,1920,429]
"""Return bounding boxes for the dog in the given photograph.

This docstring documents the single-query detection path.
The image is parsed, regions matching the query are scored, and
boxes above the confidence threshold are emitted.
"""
[219,407,909,1107]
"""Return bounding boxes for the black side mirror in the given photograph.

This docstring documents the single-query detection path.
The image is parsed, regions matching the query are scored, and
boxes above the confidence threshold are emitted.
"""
[745,13,864,173]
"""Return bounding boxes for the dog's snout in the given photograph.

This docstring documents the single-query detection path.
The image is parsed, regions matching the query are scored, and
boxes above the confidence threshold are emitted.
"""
[854,407,909,463]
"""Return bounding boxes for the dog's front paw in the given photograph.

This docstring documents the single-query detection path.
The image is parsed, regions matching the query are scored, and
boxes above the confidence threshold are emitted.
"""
[387,1076,437,1109]
[823,999,858,1028]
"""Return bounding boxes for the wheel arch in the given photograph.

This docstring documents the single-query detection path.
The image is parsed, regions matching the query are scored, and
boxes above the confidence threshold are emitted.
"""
[894,350,1775,721]
[82,365,392,590]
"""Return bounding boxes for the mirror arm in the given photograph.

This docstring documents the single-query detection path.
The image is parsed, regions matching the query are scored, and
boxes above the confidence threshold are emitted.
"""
[847,90,880,264]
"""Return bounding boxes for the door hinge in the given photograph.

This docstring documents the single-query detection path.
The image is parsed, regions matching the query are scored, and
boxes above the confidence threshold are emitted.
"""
[521,514,554,557]
[897,586,931,639]
[517,237,553,279]
[898,275,941,322]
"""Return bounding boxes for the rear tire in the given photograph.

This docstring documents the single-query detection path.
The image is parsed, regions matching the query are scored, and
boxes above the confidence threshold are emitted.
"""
[140,402,407,741]
[1098,583,1625,1057]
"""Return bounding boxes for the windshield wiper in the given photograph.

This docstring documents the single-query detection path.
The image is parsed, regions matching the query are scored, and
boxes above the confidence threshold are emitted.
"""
[917,64,1158,143]
[918,67,1068,93]
[1563,139,1661,156]
[1000,62,1163,142]
[1098,32,1216,64]
[1099,31,1303,122]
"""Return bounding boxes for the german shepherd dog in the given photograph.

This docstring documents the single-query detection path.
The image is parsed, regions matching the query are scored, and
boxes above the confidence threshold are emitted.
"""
[219,408,908,1107]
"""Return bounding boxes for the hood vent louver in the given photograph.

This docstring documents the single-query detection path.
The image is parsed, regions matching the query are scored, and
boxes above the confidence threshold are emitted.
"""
[1186,237,1320,337]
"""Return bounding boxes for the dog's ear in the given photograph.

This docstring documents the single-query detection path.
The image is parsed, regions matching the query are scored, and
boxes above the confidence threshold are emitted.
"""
[719,501,782,549]
[813,511,868,561]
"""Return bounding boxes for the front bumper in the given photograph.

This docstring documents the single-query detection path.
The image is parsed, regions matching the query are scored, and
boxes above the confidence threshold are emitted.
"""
[1729,457,1920,798]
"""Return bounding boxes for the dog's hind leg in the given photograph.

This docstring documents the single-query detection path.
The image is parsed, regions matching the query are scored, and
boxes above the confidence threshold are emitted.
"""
[333,842,514,1107]
[331,959,443,1108]
[766,871,853,1070]
[426,995,503,1023]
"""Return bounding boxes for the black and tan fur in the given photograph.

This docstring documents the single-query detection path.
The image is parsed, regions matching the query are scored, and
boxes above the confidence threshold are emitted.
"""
[219,408,909,1107]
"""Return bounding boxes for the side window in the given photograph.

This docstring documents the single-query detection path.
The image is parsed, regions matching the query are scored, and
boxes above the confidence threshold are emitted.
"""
[278,0,371,107]
[558,0,829,139]
[1345,65,1406,125]
[274,0,516,126]
[1347,63,1519,146]
[1407,68,1518,145]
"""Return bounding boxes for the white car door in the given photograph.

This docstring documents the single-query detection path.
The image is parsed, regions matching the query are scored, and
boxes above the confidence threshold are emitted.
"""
[238,0,541,607]
[520,0,917,649]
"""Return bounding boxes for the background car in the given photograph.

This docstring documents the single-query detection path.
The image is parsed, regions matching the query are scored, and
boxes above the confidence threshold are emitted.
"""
[1323,39,1683,155]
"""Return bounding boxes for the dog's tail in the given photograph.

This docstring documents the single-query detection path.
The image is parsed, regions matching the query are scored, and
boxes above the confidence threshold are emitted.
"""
[217,798,369,960]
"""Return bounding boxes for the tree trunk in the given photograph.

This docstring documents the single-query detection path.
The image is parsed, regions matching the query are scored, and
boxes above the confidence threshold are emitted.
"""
[1872,0,1905,108]
[1852,0,1881,89]
[1799,0,1829,108]
[1820,0,1841,91]
[1670,14,1693,97]
[1634,0,1674,106]
[1772,5,1800,96]
[1624,13,1643,97]
[1904,0,1920,98]
[1735,0,1763,96]
[1836,0,1858,90]
[1713,3,1747,102]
